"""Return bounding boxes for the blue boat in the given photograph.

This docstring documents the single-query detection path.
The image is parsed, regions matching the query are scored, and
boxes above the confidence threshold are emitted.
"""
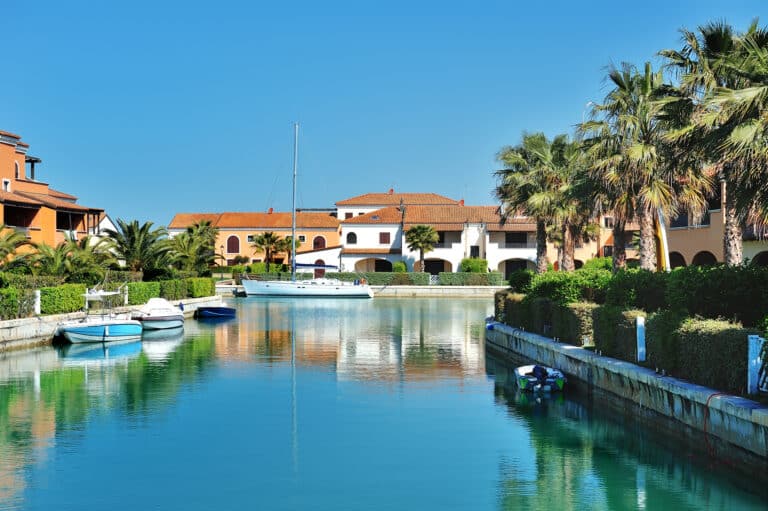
[194,306,236,319]
[57,316,143,343]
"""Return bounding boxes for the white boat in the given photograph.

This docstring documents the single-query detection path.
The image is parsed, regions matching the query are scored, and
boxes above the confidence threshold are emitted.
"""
[56,289,143,344]
[131,298,185,330]
[241,123,373,299]
[514,364,566,393]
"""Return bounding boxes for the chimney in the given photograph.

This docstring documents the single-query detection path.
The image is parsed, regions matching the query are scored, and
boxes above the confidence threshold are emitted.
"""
[268,207,273,214]
[459,199,464,206]
[388,188,394,195]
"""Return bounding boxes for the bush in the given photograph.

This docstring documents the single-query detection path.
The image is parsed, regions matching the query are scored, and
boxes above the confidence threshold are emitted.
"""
[605,269,668,312]
[186,278,216,298]
[326,272,429,285]
[40,284,87,314]
[552,302,598,346]
[0,273,64,289]
[460,258,488,273]
[127,282,161,305]
[438,272,503,286]
[248,262,284,274]
[159,279,187,300]
[392,261,407,273]
[592,306,645,361]
[104,270,143,283]
[507,269,533,293]
[645,310,686,373]
[581,257,614,271]
[501,293,532,330]
[0,288,25,320]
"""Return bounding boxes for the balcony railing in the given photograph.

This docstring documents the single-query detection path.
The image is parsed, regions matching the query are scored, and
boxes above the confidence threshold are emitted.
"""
[494,242,536,249]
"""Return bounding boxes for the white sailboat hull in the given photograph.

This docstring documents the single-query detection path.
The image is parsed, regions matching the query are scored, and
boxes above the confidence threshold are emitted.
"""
[242,278,374,298]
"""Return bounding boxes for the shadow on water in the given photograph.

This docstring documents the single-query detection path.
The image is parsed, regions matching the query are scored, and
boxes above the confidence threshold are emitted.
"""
[486,351,768,510]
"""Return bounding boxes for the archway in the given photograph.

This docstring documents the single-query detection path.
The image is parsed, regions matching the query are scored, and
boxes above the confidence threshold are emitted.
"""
[751,251,768,267]
[423,259,451,275]
[313,236,326,250]
[669,251,686,268]
[314,259,325,278]
[499,259,535,281]
[226,235,239,254]
[346,232,357,245]
[574,260,584,269]
[692,251,717,266]
[354,258,392,272]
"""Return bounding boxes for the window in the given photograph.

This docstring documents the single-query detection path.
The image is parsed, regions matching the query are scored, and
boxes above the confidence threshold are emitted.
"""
[470,245,480,258]
[670,212,688,228]
[437,232,446,246]
[346,232,357,244]
[313,236,326,250]
[298,235,306,242]
[708,187,722,211]
[358,212,365,216]
[14,162,19,179]
[345,212,353,219]
[505,232,527,247]
[226,235,239,254]
[603,245,614,257]
[2,179,9,192]
[247,235,255,243]
[603,216,615,228]
[379,232,390,244]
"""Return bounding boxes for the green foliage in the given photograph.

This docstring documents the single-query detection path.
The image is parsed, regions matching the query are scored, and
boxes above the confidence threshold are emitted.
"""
[159,279,187,300]
[592,306,645,360]
[460,258,488,273]
[645,310,686,373]
[0,273,64,289]
[127,282,161,305]
[605,269,668,312]
[506,269,533,293]
[552,302,599,346]
[186,277,215,298]
[674,318,754,395]
[0,287,19,320]
[392,261,407,273]
[248,262,284,274]
[40,284,87,314]
[581,257,614,271]
[528,269,612,305]
[501,293,531,330]
[326,272,430,286]
[438,272,504,286]
[104,270,143,283]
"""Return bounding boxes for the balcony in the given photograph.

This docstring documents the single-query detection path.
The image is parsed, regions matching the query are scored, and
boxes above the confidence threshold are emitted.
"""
[497,242,536,249]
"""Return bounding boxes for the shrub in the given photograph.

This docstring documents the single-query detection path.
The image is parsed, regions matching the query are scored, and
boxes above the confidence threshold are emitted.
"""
[439,272,503,286]
[507,269,533,293]
[0,273,64,289]
[487,272,504,286]
[528,269,612,305]
[581,257,613,271]
[605,269,668,312]
[502,293,531,330]
[0,288,20,320]
[460,258,488,273]
[592,306,645,361]
[645,310,686,373]
[159,279,187,300]
[40,284,87,315]
[392,261,407,273]
[127,282,160,305]
[326,272,429,286]
[104,270,143,283]
[552,302,598,346]
[248,262,284,274]
[186,277,216,298]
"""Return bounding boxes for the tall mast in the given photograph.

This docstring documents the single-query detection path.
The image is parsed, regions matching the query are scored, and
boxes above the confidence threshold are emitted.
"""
[291,122,298,281]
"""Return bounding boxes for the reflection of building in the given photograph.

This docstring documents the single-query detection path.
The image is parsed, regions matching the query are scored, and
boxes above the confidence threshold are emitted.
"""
[0,129,104,249]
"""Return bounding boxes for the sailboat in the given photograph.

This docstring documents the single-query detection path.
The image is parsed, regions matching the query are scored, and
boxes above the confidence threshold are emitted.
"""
[241,124,374,298]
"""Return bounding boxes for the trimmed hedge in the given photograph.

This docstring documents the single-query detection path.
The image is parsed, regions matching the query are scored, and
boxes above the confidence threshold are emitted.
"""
[326,272,430,286]
[460,258,488,273]
[439,272,504,286]
[499,292,595,346]
[392,261,407,273]
[605,269,667,312]
[0,273,64,289]
[592,306,645,361]
[507,270,533,293]
[0,288,34,320]
[187,278,215,298]
[159,279,187,300]
[127,282,161,305]
[40,284,87,315]
[527,269,612,305]
[552,302,598,346]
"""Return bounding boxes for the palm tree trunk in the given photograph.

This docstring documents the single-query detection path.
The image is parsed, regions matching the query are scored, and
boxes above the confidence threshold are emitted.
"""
[420,249,425,272]
[535,219,548,274]
[612,220,627,272]
[638,209,657,271]
[723,185,743,266]
[561,224,575,272]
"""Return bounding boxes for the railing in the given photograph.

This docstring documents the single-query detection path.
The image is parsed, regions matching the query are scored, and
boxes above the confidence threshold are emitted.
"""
[494,242,536,249]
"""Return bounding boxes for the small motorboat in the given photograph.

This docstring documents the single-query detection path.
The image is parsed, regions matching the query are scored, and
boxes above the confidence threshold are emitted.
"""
[131,298,185,330]
[57,316,143,344]
[514,364,566,393]
[194,305,236,319]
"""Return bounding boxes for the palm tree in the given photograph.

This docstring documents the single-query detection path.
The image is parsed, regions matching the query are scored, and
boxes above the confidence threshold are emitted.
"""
[65,235,114,284]
[251,232,283,271]
[660,20,768,265]
[278,236,302,271]
[0,224,31,267]
[104,219,170,274]
[582,62,710,271]
[495,133,567,273]
[405,225,438,272]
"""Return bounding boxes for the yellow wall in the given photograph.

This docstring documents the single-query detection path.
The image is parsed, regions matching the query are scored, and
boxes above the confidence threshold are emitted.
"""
[217,228,341,263]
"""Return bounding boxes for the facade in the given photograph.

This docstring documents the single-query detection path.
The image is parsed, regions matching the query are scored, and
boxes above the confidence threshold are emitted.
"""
[0,130,104,250]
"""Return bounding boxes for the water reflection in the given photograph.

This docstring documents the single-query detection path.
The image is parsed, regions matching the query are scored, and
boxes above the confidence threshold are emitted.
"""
[486,352,768,510]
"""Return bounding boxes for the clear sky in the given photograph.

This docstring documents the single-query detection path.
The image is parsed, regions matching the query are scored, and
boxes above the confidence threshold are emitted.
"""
[1,1,764,226]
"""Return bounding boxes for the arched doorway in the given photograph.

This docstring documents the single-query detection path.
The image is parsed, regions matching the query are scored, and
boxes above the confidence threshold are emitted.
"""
[354,258,393,272]
[669,251,686,268]
[751,251,768,267]
[423,259,451,275]
[313,236,326,250]
[499,259,535,281]
[314,259,325,278]
[692,251,717,266]
[574,260,584,269]
[226,235,239,254]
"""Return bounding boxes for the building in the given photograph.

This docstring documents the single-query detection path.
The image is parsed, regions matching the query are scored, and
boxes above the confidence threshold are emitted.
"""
[0,130,104,249]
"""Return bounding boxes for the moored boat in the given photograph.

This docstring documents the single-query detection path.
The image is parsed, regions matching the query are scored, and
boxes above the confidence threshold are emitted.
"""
[131,298,185,330]
[57,316,143,344]
[241,276,374,298]
[194,305,236,319]
[514,364,566,393]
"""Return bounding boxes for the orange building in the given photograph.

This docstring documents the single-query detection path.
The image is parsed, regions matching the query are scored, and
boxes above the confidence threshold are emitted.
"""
[167,209,341,265]
[0,130,103,249]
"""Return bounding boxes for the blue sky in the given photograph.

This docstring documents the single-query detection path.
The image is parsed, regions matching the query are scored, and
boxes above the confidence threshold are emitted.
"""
[1,1,764,226]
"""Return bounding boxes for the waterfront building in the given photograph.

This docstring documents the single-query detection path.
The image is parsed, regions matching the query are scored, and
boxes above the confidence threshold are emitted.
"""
[0,130,104,249]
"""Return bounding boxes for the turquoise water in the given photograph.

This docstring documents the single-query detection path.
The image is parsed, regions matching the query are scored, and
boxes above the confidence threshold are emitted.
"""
[0,297,764,510]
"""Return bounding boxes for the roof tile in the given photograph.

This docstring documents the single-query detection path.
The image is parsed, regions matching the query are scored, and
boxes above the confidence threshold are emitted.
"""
[336,192,459,206]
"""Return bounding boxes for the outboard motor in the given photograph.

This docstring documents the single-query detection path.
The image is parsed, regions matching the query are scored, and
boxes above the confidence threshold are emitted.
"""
[532,365,548,385]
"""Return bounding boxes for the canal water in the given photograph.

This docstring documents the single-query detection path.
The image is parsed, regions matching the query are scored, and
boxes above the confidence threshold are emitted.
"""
[0,297,765,510]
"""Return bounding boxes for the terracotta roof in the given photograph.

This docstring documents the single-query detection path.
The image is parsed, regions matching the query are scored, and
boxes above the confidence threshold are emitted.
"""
[0,190,44,207]
[168,213,222,229]
[296,244,343,254]
[342,205,536,232]
[47,188,78,200]
[216,212,339,229]
[15,191,100,212]
[341,248,402,255]
[336,192,459,206]
[0,130,21,139]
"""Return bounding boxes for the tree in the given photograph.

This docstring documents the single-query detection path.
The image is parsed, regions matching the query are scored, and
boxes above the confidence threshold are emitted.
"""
[495,133,568,273]
[0,224,31,268]
[405,225,438,272]
[104,219,170,274]
[277,236,302,270]
[251,232,283,271]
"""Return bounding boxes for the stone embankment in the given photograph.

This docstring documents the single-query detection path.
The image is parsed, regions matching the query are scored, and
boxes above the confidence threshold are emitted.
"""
[218,284,505,298]
[0,296,224,352]
[486,321,768,468]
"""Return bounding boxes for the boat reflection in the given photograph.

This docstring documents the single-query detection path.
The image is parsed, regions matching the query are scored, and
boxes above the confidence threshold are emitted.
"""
[57,339,143,366]
[142,327,185,362]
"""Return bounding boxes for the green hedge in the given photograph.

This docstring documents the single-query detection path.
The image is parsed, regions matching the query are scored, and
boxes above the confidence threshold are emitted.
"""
[460,258,488,273]
[645,310,686,373]
[501,293,532,330]
[438,272,504,286]
[40,284,87,315]
[552,302,598,346]
[592,306,645,361]
[326,272,430,286]
[186,277,215,298]
[507,269,533,293]
[106,270,144,283]
[605,269,668,312]
[0,288,33,320]
[127,282,161,305]
[528,269,612,305]
[392,261,407,273]
[159,279,187,300]
[0,273,64,289]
